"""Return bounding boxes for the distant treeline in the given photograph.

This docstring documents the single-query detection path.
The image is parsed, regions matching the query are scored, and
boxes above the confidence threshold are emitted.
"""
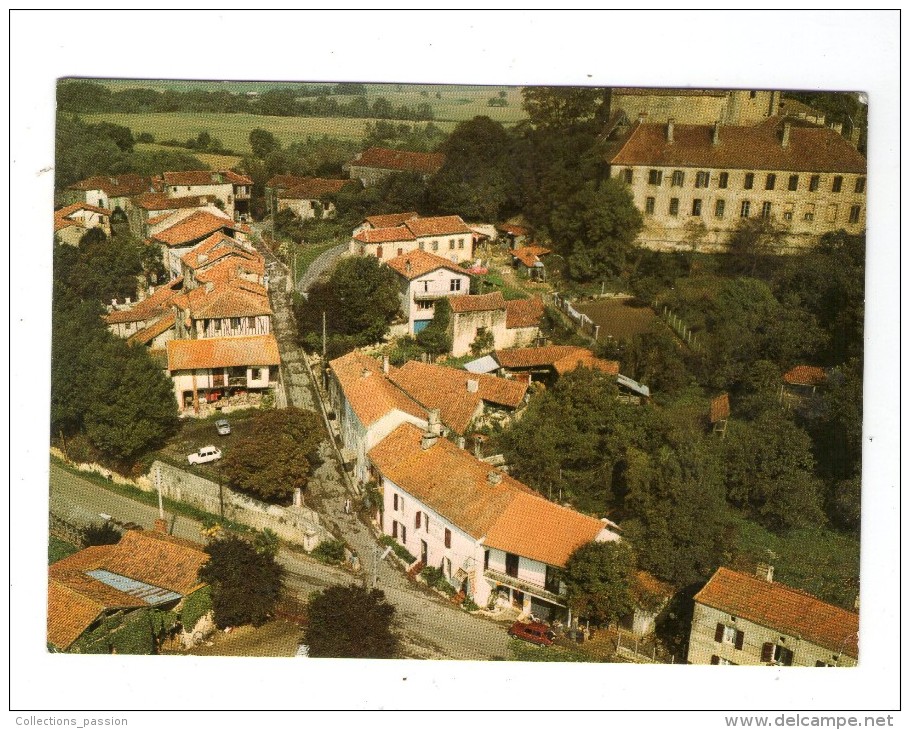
[57,81,434,122]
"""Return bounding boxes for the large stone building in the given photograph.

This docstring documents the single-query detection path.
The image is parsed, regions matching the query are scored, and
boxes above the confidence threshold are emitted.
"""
[604,117,866,251]
[605,88,781,126]
[687,567,859,667]
[343,147,445,187]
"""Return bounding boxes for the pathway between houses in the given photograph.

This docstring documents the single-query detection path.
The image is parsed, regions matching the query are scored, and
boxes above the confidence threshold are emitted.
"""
[297,240,347,292]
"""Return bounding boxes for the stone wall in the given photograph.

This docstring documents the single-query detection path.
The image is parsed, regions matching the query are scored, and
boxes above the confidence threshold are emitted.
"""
[149,460,333,549]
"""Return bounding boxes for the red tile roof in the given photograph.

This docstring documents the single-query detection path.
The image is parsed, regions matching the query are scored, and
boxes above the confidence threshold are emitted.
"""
[162,170,251,187]
[710,393,731,423]
[512,245,551,268]
[329,351,427,427]
[608,120,866,173]
[266,174,309,190]
[365,212,419,229]
[389,360,527,434]
[353,227,416,244]
[151,211,239,247]
[694,567,859,658]
[181,232,259,272]
[347,147,445,175]
[66,174,151,197]
[167,334,280,371]
[404,215,472,237]
[496,223,530,236]
[127,312,176,347]
[494,345,619,375]
[505,297,545,329]
[385,249,466,280]
[369,424,609,567]
[134,192,214,211]
[783,365,827,386]
[174,280,271,320]
[56,202,113,218]
[449,292,507,314]
[279,177,351,199]
[103,278,185,325]
[47,530,210,650]
[195,256,265,285]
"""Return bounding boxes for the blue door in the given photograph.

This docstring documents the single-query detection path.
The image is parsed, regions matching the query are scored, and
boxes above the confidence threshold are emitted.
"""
[413,319,432,334]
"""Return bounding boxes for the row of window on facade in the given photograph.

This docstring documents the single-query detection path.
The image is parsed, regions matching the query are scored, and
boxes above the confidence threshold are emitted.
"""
[646,196,863,224]
[626,168,865,194]
[204,317,260,332]
[711,622,838,667]
[366,239,467,259]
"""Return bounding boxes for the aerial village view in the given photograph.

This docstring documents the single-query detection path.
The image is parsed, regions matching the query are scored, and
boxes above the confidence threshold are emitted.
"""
[47,79,867,668]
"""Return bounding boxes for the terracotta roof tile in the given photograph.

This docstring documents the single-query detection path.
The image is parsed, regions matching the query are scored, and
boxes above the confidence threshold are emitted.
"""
[512,246,551,268]
[151,211,239,247]
[497,346,594,369]
[496,223,530,236]
[47,581,106,650]
[449,292,506,314]
[280,177,351,199]
[181,232,259,272]
[329,351,427,427]
[173,280,271,319]
[195,256,265,285]
[609,120,866,174]
[56,202,113,218]
[166,334,280,371]
[404,215,472,237]
[505,297,545,329]
[365,212,419,229]
[103,278,184,325]
[347,147,445,175]
[385,249,466,280]
[783,365,827,386]
[99,530,209,596]
[694,567,859,657]
[134,192,215,211]
[369,424,608,567]
[353,227,416,244]
[710,393,731,423]
[389,360,527,434]
[127,312,176,346]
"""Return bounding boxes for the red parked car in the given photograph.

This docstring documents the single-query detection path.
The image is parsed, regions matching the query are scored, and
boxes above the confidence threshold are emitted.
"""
[508,620,555,646]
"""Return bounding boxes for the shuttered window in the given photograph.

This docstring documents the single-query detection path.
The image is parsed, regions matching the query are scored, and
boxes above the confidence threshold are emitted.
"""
[444,528,452,548]
[415,512,422,529]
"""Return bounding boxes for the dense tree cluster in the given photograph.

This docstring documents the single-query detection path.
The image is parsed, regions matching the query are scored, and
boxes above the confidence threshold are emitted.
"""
[199,535,284,629]
[294,256,401,358]
[220,408,323,504]
[305,585,398,658]
[564,541,637,624]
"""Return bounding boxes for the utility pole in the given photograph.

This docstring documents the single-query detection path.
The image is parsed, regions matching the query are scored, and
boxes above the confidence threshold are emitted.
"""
[322,311,327,359]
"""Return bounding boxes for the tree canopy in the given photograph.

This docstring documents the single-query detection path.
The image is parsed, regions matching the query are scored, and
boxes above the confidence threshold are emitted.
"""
[563,540,637,625]
[305,585,398,658]
[221,408,323,504]
[521,86,606,130]
[198,535,284,629]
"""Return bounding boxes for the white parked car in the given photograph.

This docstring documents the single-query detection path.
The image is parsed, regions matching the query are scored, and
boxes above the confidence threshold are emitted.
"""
[188,446,222,465]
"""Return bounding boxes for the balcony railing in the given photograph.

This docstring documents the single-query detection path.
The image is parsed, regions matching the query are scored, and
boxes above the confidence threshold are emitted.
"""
[483,568,566,607]
[413,291,445,302]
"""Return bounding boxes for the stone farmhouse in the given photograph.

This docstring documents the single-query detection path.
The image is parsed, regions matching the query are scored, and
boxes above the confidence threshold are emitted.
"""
[157,170,253,222]
[265,175,353,220]
[343,146,445,187]
[384,249,471,335]
[128,192,222,240]
[369,421,621,620]
[448,293,544,357]
[62,173,152,213]
[349,213,475,264]
[687,567,859,666]
[47,527,209,653]
[53,203,112,245]
[150,209,250,279]
[604,117,866,251]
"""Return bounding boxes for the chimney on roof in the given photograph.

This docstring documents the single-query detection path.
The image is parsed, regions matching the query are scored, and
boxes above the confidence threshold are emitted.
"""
[205,281,214,293]
[466,379,479,394]
[849,124,861,148]
[125,297,131,305]
[853,593,860,612]
[420,429,439,450]
[154,518,168,534]
[487,470,503,485]
[382,354,390,375]
[405,259,411,275]
[781,121,791,148]
[637,112,647,124]
[666,118,675,143]
[457,436,466,450]
[428,408,442,436]
[830,121,843,135]
[712,121,721,146]
[361,368,371,379]
[756,563,774,583]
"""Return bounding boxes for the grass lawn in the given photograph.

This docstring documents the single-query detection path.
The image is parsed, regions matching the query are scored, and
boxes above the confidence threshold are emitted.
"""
[134,142,243,170]
[730,514,860,610]
[49,535,79,564]
[295,241,338,281]
[573,297,658,341]
[508,638,598,663]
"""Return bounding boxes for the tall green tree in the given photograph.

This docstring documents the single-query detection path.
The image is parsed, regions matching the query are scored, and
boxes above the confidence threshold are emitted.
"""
[221,408,323,503]
[563,541,637,625]
[305,585,398,658]
[249,128,281,158]
[521,86,605,129]
[199,535,284,628]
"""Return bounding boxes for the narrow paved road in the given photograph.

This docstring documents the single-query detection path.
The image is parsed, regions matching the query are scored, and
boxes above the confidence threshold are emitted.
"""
[297,241,347,292]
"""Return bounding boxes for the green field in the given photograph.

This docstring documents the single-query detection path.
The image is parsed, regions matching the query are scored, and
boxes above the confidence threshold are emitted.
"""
[134,143,242,170]
[83,112,388,152]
